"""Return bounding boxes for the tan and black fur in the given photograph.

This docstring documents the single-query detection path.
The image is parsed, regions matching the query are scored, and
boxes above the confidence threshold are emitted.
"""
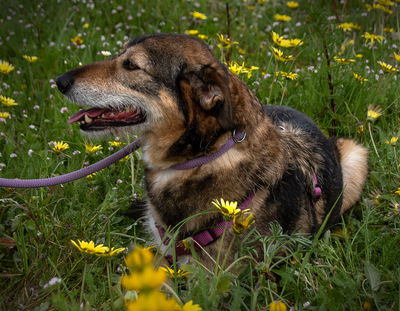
[56,34,368,265]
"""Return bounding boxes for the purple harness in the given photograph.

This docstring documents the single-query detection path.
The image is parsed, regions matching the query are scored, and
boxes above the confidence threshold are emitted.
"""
[155,130,322,263]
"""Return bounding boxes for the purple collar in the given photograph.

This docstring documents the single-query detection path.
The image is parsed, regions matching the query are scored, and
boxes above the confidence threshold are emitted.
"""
[170,130,246,170]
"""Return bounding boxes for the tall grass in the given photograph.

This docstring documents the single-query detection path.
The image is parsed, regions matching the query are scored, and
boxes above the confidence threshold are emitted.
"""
[0,0,399,310]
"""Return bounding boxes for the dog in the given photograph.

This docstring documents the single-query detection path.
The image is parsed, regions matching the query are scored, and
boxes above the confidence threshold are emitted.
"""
[56,33,368,266]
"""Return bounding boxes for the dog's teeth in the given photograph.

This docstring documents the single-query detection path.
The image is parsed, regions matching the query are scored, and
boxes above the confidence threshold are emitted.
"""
[84,114,93,124]
[110,113,116,117]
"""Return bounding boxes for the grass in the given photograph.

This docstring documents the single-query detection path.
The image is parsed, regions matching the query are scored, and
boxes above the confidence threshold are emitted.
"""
[0,0,399,310]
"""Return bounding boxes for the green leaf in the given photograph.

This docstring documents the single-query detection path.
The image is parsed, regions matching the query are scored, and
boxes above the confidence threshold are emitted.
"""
[363,261,381,292]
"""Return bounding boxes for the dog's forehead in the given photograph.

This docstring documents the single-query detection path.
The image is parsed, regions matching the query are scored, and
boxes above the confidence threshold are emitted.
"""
[123,34,213,62]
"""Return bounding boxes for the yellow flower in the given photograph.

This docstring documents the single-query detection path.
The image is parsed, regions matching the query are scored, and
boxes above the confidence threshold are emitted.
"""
[377,61,399,73]
[269,300,287,311]
[0,112,11,119]
[337,22,361,31]
[395,188,400,196]
[212,198,243,220]
[366,3,393,13]
[70,240,123,257]
[125,290,181,311]
[109,141,123,147]
[334,56,356,64]
[357,125,364,134]
[286,1,299,8]
[227,61,259,78]
[362,32,385,45]
[121,265,167,291]
[52,141,69,153]
[394,52,400,62]
[0,60,14,74]
[389,137,398,145]
[355,53,363,58]
[179,238,193,251]
[217,33,239,49]
[197,34,208,41]
[124,246,154,269]
[71,35,83,45]
[277,71,298,80]
[83,23,89,28]
[271,31,303,47]
[353,72,368,84]
[191,11,207,20]
[378,0,395,5]
[160,266,188,279]
[274,14,292,22]
[367,104,383,122]
[232,211,255,234]
[182,300,202,311]
[0,95,18,106]
[384,27,393,33]
[186,30,199,36]
[85,142,103,153]
[270,46,294,62]
[23,55,38,63]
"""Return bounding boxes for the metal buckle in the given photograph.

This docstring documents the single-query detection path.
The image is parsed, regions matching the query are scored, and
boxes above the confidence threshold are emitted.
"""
[232,129,246,143]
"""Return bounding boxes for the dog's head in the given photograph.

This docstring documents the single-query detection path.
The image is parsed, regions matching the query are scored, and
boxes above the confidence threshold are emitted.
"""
[57,34,237,152]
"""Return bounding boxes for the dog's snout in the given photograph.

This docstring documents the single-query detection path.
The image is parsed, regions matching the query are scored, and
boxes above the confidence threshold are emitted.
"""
[56,73,74,94]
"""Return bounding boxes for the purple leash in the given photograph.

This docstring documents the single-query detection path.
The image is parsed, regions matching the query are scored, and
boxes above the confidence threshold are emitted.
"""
[0,139,141,188]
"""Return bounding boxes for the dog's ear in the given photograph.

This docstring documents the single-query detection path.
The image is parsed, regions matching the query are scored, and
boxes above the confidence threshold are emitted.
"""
[181,63,234,131]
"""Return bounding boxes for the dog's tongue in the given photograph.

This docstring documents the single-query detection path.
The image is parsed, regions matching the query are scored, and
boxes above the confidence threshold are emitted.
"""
[68,108,109,124]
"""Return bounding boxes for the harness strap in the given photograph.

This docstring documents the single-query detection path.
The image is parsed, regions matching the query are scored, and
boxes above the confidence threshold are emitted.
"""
[156,192,255,263]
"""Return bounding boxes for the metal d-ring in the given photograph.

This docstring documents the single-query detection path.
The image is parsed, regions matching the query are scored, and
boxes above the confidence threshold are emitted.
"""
[232,129,246,143]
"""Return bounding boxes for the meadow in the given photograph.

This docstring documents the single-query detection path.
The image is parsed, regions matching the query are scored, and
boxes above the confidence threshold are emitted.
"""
[0,0,399,310]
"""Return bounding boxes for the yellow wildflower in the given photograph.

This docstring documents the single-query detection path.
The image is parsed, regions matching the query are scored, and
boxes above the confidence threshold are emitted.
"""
[85,142,103,153]
[212,198,243,220]
[160,266,188,279]
[388,137,398,145]
[383,27,393,33]
[395,188,400,196]
[186,30,199,36]
[52,141,69,153]
[70,240,123,257]
[378,0,395,5]
[367,104,383,122]
[217,33,239,49]
[71,35,83,45]
[357,125,364,134]
[334,56,356,64]
[377,61,399,73]
[286,1,299,8]
[274,14,292,22]
[83,23,89,28]
[124,246,154,269]
[394,52,400,62]
[0,112,11,119]
[182,300,202,311]
[109,141,123,147]
[269,301,287,311]
[125,290,181,311]
[0,95,18,107]
[197,34,208,41]
[355,54,363,58]
[337,22,361,31]
[191,11,207,20]
[121,265,167,291]
[366,3,392,14]
[270,46,294,62]
[227,61,259,78]
[271,31,303,47]
[277,71,298,80]
[0,60,14,74]
[362,32,385,45]
[232,211,255,234]
[23,55,38,63]
[353,72,368,84]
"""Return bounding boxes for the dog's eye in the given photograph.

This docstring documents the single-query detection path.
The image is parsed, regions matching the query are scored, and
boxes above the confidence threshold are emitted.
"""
[124,60,140,71]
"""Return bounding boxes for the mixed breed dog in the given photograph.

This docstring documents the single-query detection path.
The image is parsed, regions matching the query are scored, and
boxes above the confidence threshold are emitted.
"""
[56,34,368,266]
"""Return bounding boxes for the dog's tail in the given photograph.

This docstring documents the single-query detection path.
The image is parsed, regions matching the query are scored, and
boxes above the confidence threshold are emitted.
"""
[335,138,368,215]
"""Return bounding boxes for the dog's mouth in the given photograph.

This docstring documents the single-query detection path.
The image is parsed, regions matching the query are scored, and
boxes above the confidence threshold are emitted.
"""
[68,107,146,131]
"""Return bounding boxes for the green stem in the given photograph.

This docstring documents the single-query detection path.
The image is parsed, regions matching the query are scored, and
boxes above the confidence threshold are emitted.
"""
[218,235,235,276]
[368,122,380,159]
[80,258,87,304]
[107,260,115,311]
[214,222,228,275]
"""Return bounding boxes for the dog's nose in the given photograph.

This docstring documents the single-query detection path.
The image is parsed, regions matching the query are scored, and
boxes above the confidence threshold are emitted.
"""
[56,73,74,94]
